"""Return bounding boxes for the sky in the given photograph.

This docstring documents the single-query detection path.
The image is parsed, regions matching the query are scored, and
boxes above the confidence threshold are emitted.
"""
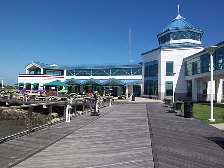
[0,0,224,85]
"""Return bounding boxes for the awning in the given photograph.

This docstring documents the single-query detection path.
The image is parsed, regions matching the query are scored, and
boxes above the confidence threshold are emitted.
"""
[44,80,69,87]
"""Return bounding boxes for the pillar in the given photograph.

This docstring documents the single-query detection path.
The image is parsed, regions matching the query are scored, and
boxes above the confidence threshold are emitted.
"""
[125,86,129,98]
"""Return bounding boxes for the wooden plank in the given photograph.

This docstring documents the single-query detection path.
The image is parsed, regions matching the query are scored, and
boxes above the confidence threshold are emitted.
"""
[0,106,113,168]
[146,102,224,168]
[12,104,154,168]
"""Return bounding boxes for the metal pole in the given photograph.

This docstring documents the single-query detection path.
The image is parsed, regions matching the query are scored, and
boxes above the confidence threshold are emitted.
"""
[209,52,215,122]
[1,78,3,89]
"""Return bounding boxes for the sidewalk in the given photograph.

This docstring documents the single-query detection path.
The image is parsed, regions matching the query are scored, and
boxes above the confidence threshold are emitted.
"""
[210,123,224,131]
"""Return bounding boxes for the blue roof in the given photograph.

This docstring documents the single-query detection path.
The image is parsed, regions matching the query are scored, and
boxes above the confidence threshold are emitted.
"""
[28,61,141,69]
[159,15,203,36]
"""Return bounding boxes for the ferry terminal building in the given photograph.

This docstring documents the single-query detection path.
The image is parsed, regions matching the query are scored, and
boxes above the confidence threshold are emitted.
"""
[18,63,142,97]
[18,11,224,102]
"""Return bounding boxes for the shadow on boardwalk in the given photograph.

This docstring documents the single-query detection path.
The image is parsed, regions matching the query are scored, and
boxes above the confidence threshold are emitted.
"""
[0,101,224,168]
[147,102,224,168]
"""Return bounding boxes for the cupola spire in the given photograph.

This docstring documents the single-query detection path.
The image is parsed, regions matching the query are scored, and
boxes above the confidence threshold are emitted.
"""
[178,4,180,16]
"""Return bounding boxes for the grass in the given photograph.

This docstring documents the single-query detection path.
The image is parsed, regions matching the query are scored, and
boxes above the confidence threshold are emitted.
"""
[192,103,224,124]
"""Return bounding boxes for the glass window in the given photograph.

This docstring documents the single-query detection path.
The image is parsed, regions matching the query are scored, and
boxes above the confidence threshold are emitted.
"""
[200,53,210,73]
[215,46,224,70]
[144,61,158,77]
[111,68,130,76]
[92,69,110,76]
[192,62,198,75]
[166,61,173,76]
[75,69,91,76]
[158,33,170,45]
[132,67,142,75]
[144,80,158,95]
[165,81,173,96]
[44,69,63,76]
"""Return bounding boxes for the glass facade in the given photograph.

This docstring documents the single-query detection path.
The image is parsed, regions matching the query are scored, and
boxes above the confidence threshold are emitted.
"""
[166,61,173,76]
[185,46,224,76]
[29,69,41,74]
[165,81,173,96]
[44,69,64,76]
[66,67,142,76]
[158,31,202,45]
[144,60,158,95]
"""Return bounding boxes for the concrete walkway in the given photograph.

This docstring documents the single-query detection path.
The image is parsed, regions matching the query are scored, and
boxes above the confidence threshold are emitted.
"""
[210,123,224,131]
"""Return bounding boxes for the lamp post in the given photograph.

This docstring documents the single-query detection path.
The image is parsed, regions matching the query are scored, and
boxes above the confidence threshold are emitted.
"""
[204,46,218,122]
[1,78,3,89]
[172,73,176,104]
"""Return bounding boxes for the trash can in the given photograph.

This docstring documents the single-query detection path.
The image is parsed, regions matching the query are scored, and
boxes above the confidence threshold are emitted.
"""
[131,94,135,101]
[184,101,193,118]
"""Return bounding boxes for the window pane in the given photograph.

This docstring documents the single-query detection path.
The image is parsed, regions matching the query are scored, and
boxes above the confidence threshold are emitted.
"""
[166,61,173,76]
[165,81,173,96]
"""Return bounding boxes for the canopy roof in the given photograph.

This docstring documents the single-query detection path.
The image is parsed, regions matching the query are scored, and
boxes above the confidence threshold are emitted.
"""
[27,61,141,70]
[44,80,69,87]
[158,14,203,36]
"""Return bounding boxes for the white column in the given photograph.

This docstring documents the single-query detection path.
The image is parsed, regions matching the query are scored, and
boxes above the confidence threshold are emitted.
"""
[192,78,198,101]
[129,85,133,97]
[41,68,44,74]
[209,52,215,122]
[215,79,222,103]
[64,70,67,78]
[125,86,129,98]
[140,83,143,97]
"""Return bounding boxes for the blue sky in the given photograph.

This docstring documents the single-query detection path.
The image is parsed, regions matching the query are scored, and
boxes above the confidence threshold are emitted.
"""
[0,0,224,85]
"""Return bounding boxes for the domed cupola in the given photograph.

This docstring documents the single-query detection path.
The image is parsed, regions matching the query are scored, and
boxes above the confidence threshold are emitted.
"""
[157,5,203,46]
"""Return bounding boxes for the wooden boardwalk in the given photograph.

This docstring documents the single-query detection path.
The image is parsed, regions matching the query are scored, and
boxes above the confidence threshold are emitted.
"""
[147,102,224,168]
[0,102,224,167]
[1,103,154,168]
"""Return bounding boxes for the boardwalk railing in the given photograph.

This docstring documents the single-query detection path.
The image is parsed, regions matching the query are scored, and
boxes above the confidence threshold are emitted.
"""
[0,96,114,143]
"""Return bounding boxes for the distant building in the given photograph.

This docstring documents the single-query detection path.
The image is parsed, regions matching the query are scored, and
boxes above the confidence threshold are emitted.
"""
[18,62,142,97]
